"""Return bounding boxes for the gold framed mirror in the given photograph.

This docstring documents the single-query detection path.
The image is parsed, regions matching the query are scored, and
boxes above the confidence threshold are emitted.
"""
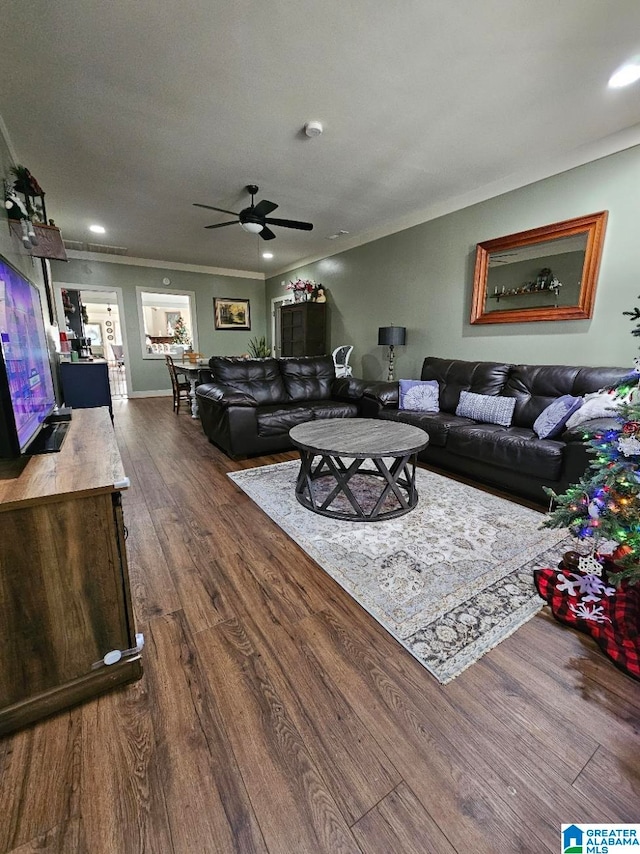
[470,211,608,324]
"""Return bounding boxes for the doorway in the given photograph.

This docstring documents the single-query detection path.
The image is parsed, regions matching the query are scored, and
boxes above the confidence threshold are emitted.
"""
[54,283,131,399]
[271,294,294,357]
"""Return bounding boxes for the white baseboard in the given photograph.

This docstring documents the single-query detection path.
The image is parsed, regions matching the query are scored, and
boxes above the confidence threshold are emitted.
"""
[127,389,173,398]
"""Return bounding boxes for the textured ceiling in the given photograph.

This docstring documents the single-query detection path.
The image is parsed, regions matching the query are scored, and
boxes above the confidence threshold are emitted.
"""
[2,0,640,275]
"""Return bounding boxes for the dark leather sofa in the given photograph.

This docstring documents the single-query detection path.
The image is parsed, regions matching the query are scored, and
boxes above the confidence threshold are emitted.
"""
[196,355,365,457]
[362,356,627,504]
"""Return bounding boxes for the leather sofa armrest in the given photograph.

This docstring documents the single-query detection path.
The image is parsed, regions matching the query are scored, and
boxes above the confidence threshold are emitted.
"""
[561,416,621,443]
[332,376,366,400]
[196,382,258,409]
[197,368,214,385]
[363,381,399,407]
[361,381,399,419]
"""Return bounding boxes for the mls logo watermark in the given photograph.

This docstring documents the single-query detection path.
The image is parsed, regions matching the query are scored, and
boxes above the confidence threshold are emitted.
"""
[562,824,640,853]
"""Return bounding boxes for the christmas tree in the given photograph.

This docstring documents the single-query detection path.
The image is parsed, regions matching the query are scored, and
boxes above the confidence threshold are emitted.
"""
[543,301,640,586]
[172,315,191,346]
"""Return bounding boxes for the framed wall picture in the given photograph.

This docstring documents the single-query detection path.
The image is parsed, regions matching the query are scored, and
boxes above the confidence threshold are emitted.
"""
[214,298,251,330]
[470,211,608,324]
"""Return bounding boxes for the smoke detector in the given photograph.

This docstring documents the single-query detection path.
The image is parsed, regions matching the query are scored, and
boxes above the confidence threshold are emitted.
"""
[304,120,323,138]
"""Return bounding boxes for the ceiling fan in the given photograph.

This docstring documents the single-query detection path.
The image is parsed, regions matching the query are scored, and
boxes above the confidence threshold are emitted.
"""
[193,184,313,241]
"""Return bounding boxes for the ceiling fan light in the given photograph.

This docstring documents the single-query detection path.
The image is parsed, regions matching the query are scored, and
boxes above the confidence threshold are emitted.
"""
[241,221,263,234]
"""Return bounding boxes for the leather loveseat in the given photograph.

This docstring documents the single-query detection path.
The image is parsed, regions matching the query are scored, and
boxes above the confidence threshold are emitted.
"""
[196,355,365,458]
[362,356,627,504]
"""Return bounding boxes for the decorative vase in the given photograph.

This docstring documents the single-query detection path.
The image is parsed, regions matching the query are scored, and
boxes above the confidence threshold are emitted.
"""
[294,290,303,302]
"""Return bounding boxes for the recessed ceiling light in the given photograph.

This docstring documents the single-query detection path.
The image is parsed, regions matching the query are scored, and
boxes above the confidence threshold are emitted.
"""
[262,252,273,259]
[608,61,640,88]
[89,224,106,234]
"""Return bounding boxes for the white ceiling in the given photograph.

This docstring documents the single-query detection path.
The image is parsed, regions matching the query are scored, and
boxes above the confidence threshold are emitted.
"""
[2,1,640,276]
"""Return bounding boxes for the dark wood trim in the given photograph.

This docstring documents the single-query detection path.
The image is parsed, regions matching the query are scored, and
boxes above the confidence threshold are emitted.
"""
[470,210,608,324]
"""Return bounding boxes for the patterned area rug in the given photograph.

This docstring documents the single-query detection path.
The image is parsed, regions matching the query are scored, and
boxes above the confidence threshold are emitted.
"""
[229,461,569,683]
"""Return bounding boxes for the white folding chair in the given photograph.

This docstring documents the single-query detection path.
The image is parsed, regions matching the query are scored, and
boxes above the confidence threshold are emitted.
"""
[332,345,353,378]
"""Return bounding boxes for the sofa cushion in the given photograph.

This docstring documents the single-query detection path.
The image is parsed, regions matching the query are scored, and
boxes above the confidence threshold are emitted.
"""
[280,356,335,401]
[399,379,439,411]
[306,400,359,419]
[256,404,314,437]
[446,424,564,480]
[209,357,287,405]
[565,389,622,429]
[420,357,511,414]
[456,391,516,427]
[533,395,583,439]
[502,364,583,428]
[376,409,476,447]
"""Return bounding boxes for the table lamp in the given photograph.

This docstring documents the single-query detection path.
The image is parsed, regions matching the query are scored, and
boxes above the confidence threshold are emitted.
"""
[378,325,406,381]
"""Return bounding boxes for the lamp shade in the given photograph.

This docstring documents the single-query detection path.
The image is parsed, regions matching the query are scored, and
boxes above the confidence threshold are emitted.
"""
[378,326,406,346]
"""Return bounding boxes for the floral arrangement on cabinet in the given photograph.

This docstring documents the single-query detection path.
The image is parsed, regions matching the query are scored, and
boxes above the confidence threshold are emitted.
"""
[285,278,318,302]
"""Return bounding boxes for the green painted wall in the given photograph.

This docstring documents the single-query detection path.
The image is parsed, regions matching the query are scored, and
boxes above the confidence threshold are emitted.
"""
[267,144,640,380]
[50,258,265,393]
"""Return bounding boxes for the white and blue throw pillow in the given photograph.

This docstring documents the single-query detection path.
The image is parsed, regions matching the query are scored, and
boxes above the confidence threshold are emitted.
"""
[398,379,439,412]
[455,390,516,427]
[533,395,583,439]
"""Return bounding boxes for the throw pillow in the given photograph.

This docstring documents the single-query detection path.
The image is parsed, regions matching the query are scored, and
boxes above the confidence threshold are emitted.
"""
[399,379,439,412]
[565,390,621,429]
[533,395,583,439]
[455,390,516,427]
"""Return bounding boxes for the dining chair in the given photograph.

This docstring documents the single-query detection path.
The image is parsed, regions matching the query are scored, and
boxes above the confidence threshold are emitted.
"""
[165,354,191,414]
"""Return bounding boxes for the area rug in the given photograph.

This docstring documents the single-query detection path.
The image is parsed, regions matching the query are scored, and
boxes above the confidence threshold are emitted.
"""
[228,461,570,683]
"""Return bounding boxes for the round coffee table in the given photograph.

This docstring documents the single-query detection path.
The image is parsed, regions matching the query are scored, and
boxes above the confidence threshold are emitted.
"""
[289,419,429,521]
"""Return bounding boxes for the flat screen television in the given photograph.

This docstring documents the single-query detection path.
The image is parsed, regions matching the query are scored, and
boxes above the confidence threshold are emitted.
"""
[0,255,58,458]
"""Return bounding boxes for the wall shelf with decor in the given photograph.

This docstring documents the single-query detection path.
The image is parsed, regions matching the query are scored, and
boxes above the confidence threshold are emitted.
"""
[5,166,68,261]
[489,289,559,306]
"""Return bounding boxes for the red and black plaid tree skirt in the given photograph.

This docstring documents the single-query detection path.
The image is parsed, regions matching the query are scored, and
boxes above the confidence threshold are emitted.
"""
[534,565,640,681]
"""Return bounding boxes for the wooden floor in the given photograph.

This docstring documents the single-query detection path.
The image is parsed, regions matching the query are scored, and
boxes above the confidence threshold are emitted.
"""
[1,398,639,854]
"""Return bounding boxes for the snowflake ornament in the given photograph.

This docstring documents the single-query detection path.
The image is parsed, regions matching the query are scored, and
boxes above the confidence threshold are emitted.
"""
[556,571,615,601]
[556,572,585,597]
[618,435,640,457]
[569,602,611,623]
[578,554,603,576]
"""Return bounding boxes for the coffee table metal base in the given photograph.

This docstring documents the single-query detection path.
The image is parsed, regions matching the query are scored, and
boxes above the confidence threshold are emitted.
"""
[294,450,419,521]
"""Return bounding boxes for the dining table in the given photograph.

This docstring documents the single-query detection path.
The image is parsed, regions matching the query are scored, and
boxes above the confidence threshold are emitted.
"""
[173,358,209,418]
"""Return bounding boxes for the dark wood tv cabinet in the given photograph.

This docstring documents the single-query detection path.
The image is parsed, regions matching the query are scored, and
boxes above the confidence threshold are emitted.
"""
[0,408,142,735]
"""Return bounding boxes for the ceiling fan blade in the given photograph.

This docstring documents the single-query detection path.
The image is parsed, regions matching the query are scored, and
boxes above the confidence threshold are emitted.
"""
[259,226,277,241]
[252,199,278,218]
[193,203,239,216]
[204,221,239,229]
[264,217,313,231]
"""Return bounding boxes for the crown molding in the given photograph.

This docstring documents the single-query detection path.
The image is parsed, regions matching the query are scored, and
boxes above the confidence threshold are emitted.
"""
[271,123,640,278]
[64,250,265,280]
